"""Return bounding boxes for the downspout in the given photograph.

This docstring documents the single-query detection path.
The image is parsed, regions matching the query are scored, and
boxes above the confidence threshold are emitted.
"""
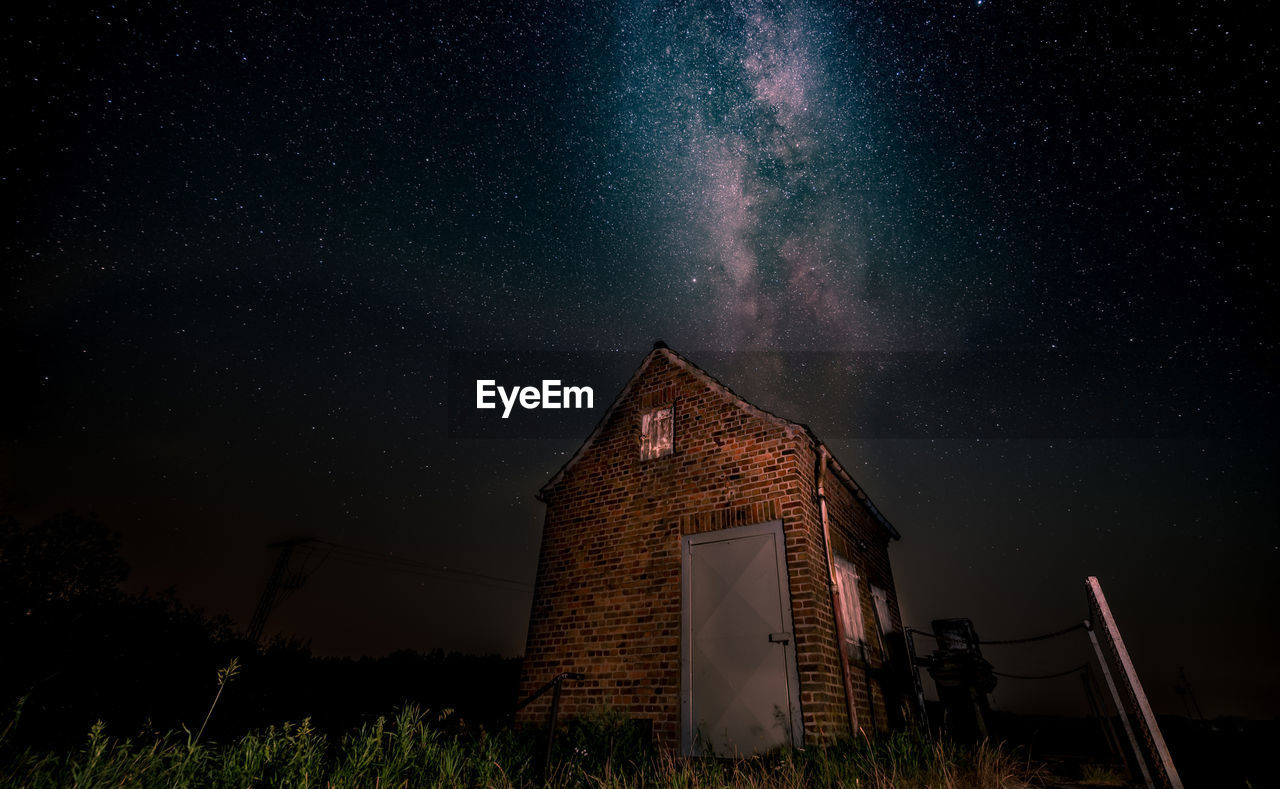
[817,445,860,737]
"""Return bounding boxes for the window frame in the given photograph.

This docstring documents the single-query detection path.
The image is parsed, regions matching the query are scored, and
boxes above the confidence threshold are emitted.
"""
[639,404,674,460]
[871,584,895,635]
[832,553,866,661]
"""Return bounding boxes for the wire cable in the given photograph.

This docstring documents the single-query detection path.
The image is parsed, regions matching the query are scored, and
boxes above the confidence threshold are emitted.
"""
[979,622,1085,645]
[993,664,1089,680]
[320,545,535,592]
[324,541,531,587]
[905,621,1086,645]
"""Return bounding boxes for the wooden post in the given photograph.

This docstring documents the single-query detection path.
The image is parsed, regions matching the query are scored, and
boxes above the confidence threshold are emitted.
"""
[1086,576,1184,789]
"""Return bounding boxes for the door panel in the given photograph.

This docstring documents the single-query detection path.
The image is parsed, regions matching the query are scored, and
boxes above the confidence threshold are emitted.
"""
[682,521,801,756]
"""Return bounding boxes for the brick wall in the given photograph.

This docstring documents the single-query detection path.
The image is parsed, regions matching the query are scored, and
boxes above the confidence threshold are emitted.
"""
[517,349,904,749]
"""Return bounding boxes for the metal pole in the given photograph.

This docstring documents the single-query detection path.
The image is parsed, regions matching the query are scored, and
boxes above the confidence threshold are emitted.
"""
[1082,666,1123,759]
[517,672,583,783]
[1086,667,1123,759]
[543,679,564,783]
[1176,667,1204,721]
[904,628,931,739]
[1087,619,1154,789]
[247,541,299,643]
[1087,577,1183,789]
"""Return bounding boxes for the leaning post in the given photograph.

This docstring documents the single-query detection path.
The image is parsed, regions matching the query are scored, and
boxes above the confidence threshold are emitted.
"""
[1086,576,1183,789]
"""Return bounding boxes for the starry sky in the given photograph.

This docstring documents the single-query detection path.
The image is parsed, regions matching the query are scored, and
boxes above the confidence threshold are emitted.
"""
[3,1,1277,719]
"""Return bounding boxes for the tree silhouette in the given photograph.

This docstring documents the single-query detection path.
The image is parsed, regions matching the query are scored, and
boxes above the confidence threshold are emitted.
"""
[0,512,128,616]
[0,512,521,748]
[0,512,236,746]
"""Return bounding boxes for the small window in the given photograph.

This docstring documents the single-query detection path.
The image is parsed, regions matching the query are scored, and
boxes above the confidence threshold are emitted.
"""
[871,585,896,634]
[640,405,673,459]
[833,554,865,659]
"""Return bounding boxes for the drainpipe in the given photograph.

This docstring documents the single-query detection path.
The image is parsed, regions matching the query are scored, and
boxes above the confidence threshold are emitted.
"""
[817,445,860,737]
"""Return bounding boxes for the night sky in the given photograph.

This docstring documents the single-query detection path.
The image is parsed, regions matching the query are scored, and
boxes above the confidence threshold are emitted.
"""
[4,1,1276,719]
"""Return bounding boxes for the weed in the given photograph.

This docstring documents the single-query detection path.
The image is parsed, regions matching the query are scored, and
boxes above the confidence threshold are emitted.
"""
[1080,762,1127,786]
[0,705,1039,788]
[193,656,240,745]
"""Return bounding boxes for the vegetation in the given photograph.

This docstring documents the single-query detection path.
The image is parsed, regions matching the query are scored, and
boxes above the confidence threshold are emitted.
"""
[1079,763,1127,786]
[0,512,1043,787]
[0,513,520,749]
[0,705,1037,788]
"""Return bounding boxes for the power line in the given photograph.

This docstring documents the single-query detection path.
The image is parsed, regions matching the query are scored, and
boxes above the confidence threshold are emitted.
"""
[906,621,1085,644]
[318,540,535,592]
[327,542,534,588]
[247,537,533,642]
[979,622,1086,645]
[323,552,534,593]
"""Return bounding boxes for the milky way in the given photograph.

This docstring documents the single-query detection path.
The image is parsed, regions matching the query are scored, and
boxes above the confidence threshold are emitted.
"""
[616,1,891,349]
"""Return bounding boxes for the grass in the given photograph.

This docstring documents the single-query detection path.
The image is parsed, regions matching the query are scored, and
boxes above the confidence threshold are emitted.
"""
[0,706,1038,788]
[1079,762,1127,786]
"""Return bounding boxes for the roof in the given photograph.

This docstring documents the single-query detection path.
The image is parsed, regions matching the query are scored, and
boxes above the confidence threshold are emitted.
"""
[538,341,899,541]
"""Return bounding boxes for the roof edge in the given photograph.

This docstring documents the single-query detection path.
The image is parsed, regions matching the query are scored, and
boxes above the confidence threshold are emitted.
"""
[536,345,667,500]
[814,438,901,541]
[536,344,901,541]
[538,345,809,498]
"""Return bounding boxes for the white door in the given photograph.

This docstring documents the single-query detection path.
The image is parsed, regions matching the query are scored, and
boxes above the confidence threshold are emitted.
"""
[681,520,803,756]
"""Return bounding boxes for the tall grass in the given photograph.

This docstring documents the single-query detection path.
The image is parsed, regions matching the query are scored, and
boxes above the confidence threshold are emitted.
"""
[0,706,1036,788]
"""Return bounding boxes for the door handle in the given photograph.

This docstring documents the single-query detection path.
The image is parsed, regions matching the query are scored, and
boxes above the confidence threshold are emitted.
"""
[768,632,792,645]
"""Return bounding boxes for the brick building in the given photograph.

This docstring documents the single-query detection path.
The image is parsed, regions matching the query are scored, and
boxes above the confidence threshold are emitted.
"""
[517,343,910,755]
